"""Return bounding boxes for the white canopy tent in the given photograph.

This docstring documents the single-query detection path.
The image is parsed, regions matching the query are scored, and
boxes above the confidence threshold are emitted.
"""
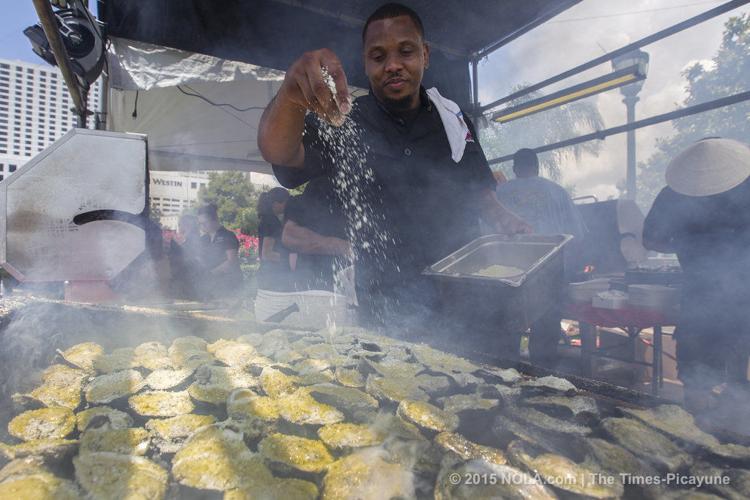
[106,37,284,174]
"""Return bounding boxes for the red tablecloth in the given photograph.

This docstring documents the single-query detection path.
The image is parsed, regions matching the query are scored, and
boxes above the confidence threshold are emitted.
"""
[563,303,678,328]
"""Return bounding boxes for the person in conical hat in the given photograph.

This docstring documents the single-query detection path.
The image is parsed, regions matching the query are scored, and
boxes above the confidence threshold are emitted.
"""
[643,138,750,416]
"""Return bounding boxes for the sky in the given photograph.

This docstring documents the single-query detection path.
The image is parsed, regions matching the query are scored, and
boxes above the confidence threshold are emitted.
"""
[0,1,746,202]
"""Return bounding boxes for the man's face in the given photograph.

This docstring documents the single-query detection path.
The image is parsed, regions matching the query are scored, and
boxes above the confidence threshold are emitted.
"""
[363,15,429,111]
[198,214,216,234]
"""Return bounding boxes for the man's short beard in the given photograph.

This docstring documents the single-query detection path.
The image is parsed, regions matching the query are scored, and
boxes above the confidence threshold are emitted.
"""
[381,93,414,112]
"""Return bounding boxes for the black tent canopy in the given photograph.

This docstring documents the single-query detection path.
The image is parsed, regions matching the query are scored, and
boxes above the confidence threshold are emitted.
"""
[98,0,580,109]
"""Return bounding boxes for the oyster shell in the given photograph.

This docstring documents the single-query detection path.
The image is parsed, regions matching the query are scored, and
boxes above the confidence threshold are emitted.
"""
[207,339,257,367]
[259,433,334,473]
[435,432,507,465]
[74,451,168,499]
[0,468,79,499]
[225,477,318,500]
[8,407,75,441]
[189,365,258,405]
[365,358,423,379]
[79,427,150,456]
[335,367,365,388]
[168,336,207,352]
[411,344,479,374]
[27,378,83,411]
[260,366,299,398]
[59,342,104,373]
[172,425,271,491]
[520,375,577,394]
[396,400,459,433]
[76,406,132,432]
[144,368,193,390]
[84,369,145,404]
[317,423,384,450]
[415,373,452,394]
[601,417,691,472]
[128,390,195,417]
[434,459,556,500]
[0,439,78,462]
[322,448,415,500]
[145,414,216,454]
[306,383,379,419]
[277,389,345,426]
[507,440,623,499]
[478,366,522,384]
[524,395,599,418]
[582,437,651,478]
[227,388,279,422]
[92,348,135,374]
[507,404,590,436]
[438,393,500,414]
[365,375,428,403]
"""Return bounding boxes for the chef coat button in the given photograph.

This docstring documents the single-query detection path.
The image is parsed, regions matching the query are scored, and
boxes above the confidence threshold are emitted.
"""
[404,148,412,156]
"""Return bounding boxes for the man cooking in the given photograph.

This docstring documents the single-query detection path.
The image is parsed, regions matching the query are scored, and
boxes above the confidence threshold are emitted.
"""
[196,204,243,299]
[258,3,529,330]
[496,149,586,368]
[643,138,750,414]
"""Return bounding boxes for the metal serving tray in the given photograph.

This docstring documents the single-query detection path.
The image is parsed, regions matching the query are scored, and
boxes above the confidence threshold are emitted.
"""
[423,234,572,350]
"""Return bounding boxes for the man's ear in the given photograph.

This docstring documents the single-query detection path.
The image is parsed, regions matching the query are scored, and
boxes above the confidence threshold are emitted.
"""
[423,42,430,70]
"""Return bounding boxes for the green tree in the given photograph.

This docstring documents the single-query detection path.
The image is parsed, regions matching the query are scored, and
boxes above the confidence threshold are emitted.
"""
[637,13,750,209]
[479,87,605,181]
[198,171,261,234]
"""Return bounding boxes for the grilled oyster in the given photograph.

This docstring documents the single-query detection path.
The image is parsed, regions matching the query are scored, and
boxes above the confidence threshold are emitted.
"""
[225,478,319,500]
[411,343,479,374]
[277,389,345,426]
[438,393,500,414]
[207,339,257,367]
[478,366,522,384]
[0,457,48,482]
[415,373,452,394]
[318,423,384,450]
[620,404,750,461]
[306,383,379,420]
[260,366,299,398]
[297,369,336,386]
[259,433,334,473]
[601,417,691,472]
[172,425,271,491]
[170,349,213,371]
[508,440,623,499]
[189,365,258,405]
[520,375,577,394]
[0,467,79,499]
[524,395,599,418]
[145,414,216,454]
[92,347,136,374]
[76,406,132,432]
[74,451,168,499]
[365,358,423,379]
[435,459,556,500]
[25,379,83,411]
[144,367,193,390]
[435,432,507,465]
[365,375,429,403]
[227,388,279,422]
[8,407,75,441]
[507,404,591,436]
[322,448,415,500]
[59,342,104,373]
[84,369,145,404]
[582,437,650,478]
[0,439,78,462]
[169,336,208,352]
[128,390,195,417]
[396,400,459,433]
[294,357,332,374]
[335,367,365,388]
[79,427,150,456]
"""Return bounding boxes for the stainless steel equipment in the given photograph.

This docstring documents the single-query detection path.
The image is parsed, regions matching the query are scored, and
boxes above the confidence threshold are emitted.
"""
[424,234,572,351]
[0,129,148,282]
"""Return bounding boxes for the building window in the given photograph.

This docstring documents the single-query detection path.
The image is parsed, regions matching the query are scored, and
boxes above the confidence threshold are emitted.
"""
[191,182,197,189]
[0,175,4,181]
[9,165,16,172]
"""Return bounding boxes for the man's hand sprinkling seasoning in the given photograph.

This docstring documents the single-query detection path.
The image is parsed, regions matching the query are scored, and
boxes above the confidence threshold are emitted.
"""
[280,49,351,125]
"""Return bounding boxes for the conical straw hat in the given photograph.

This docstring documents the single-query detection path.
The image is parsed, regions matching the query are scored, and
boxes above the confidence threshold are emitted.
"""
[665,138,750,197]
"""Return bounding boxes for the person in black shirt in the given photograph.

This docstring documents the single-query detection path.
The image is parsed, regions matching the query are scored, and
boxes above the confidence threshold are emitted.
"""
[256,187,292,291]
[257,3,529,331]
[196,204,242,299]
[282,177,352,291]
[643,138,750,413]
[169,214,203,298]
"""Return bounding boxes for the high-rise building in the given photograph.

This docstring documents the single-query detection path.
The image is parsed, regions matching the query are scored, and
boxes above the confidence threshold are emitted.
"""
[0,58,101,181]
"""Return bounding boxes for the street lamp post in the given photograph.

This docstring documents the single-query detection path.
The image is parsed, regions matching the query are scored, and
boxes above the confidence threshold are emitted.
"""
[612,50,649,201]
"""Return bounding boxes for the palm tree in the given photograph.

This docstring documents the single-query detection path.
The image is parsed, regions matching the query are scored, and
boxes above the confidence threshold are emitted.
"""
[479,86,605,181]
